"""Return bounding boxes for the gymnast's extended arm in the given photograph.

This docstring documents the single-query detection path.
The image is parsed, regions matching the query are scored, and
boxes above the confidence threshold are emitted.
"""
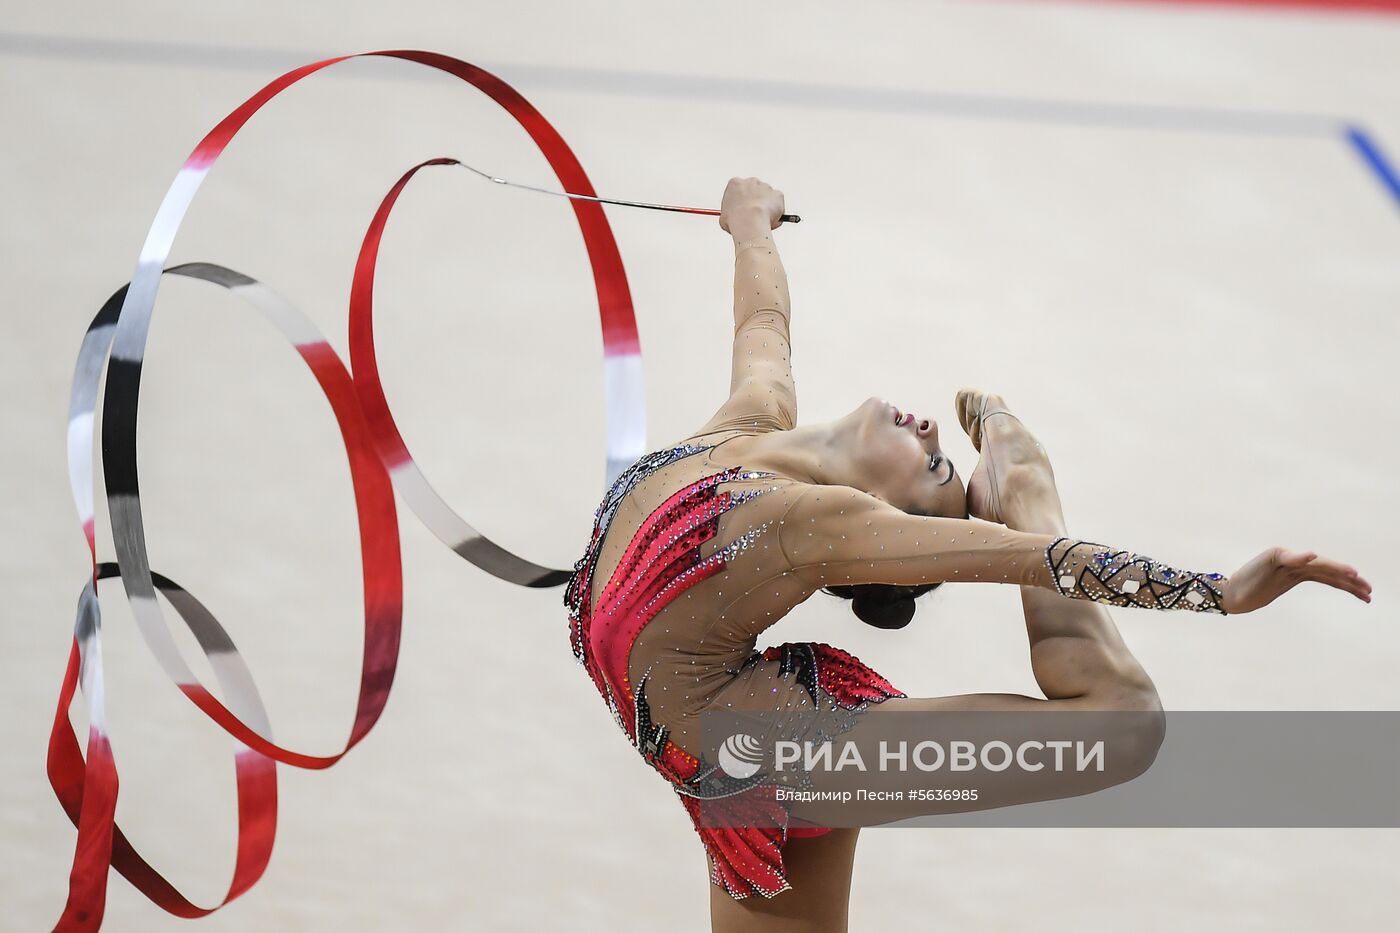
[775,483,1372,615]
[694,177,796,435]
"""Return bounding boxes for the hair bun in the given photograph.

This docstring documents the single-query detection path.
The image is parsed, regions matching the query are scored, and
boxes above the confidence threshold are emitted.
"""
[823,581,940,630]
[850,591,916,630]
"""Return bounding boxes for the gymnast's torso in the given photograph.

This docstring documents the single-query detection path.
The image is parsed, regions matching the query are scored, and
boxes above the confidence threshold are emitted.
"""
[564,422,919,897]
[566,428,838,762]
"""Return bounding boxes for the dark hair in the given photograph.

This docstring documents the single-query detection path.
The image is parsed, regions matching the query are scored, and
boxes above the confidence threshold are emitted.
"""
[822,500,965,629]
[823,582,941,630]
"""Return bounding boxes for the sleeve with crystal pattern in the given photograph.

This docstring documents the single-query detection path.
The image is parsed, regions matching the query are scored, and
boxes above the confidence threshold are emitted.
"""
[1045,537,1227,612]
[776,484,1229,614]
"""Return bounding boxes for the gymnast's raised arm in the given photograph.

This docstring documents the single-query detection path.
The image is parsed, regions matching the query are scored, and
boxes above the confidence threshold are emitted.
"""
[776,482,1372,615]
[693,177,797,435]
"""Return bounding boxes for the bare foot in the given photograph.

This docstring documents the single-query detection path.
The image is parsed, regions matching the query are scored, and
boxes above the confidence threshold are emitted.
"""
[954,389,1060,529]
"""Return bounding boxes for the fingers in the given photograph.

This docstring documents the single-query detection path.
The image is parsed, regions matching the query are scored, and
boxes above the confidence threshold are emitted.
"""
[1300,557,1373,603]
[725,176,777,195]
[1306,555,1359,577]
[722,176,784,229]
[1304,560,1372,602]
[954,388,982,450]
[1309,573,1373,602]
[1273,548,1318,569]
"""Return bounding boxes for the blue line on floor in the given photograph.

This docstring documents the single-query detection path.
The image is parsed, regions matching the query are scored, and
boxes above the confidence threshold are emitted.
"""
[1346,126,1400,211]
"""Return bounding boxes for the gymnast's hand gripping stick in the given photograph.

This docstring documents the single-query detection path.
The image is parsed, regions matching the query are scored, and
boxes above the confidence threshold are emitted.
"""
[456,160,803,224]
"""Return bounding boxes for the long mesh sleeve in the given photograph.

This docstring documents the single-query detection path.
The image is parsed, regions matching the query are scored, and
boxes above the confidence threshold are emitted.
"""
[776,483,1229,614]
[695,232,796,435]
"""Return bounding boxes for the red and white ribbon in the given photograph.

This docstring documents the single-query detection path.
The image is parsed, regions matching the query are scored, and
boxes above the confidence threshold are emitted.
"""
[56,51,648,930]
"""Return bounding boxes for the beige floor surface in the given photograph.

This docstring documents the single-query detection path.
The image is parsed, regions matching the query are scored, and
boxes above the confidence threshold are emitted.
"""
[3,1,1399,930]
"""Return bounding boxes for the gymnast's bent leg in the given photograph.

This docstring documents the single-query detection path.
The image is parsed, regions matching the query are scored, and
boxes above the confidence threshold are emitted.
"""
[789,402,1165,827]
[711,406,1163,932]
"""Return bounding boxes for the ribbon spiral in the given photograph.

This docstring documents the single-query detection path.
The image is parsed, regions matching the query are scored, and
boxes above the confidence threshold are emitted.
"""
[54,51,646,930]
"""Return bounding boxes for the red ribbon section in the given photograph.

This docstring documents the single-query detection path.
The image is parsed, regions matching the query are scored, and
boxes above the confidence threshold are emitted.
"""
[55,51,644,930]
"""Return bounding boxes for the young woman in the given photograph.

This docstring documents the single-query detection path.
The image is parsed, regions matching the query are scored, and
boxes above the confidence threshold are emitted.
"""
[563,178,1371,932]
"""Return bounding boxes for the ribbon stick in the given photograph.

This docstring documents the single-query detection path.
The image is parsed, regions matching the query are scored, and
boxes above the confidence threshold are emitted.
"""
[455,160,803,224]
[56,50,672,929]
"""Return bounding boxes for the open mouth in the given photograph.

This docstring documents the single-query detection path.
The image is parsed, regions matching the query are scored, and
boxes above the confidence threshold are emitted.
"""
[892,406,926,431]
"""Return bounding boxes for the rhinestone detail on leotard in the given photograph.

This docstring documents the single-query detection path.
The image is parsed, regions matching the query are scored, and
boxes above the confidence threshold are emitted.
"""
[1046,537,1226,613]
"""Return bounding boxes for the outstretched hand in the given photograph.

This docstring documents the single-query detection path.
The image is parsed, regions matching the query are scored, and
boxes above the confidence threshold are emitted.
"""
[1222,548,1372,614]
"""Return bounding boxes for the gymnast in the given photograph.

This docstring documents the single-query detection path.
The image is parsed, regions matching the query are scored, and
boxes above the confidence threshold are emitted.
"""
[562,177,1371,932]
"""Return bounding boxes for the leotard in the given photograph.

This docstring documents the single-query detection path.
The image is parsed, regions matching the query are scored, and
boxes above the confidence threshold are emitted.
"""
[564,230,1227,899]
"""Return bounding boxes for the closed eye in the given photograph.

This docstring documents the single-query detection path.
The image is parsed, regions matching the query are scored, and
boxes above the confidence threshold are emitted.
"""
[928,454,955,486]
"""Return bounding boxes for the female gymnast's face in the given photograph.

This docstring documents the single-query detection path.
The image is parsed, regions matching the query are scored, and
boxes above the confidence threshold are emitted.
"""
[839,397,967,518]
